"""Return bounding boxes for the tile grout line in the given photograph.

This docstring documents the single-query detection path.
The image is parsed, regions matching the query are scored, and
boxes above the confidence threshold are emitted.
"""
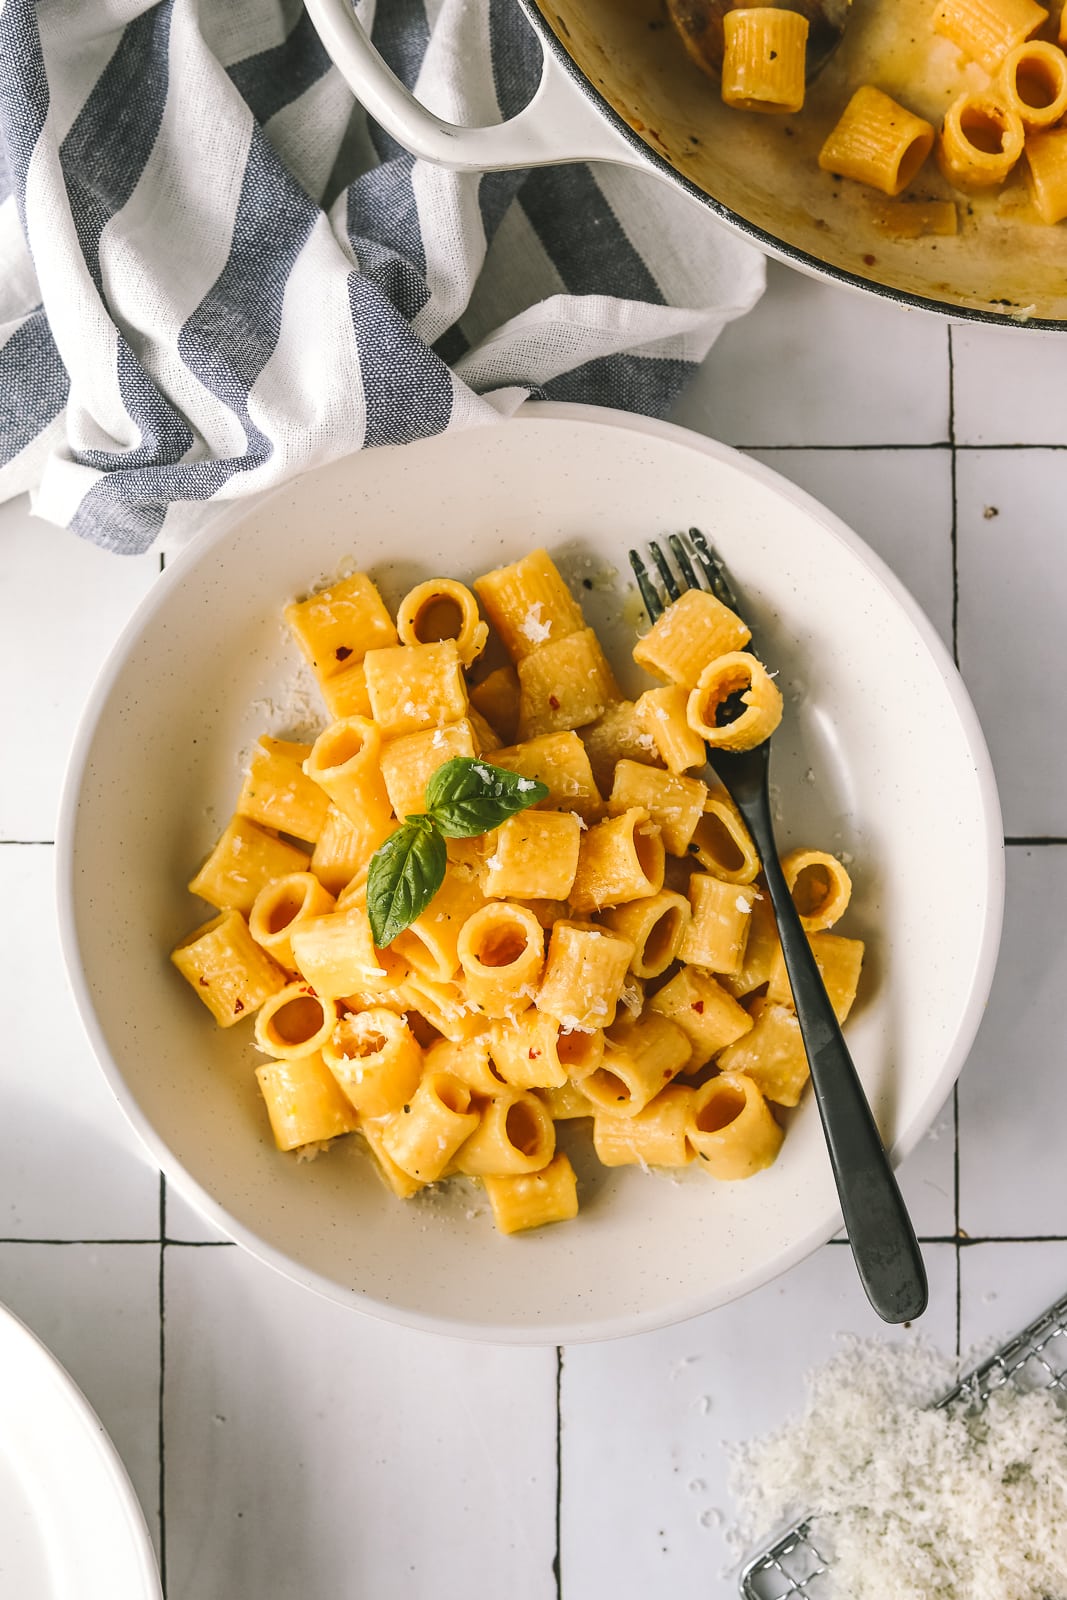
[554,1346,563,1600]
[158,1173,168,1598]
[948,322,962,1361]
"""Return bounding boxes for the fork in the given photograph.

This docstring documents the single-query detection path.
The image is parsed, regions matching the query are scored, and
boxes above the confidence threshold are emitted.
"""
[630,529,928,1325]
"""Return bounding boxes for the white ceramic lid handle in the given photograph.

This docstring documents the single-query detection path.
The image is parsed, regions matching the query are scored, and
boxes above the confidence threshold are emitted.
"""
[304,0,645,171]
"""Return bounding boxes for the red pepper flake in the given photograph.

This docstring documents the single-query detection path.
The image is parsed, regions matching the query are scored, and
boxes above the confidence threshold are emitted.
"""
[528,1048,541,1059]
[198,976,210,986]
[549,695,560,710]
[233,999,244,1014]
[691,1000,705,1014]
[335,645,353,661]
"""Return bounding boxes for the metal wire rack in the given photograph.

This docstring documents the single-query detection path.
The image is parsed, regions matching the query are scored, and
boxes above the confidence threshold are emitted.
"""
[738,1289,1067,1599]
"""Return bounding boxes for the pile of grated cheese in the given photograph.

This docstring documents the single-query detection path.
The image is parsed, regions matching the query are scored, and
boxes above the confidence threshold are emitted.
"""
[728,1336,1067,1600]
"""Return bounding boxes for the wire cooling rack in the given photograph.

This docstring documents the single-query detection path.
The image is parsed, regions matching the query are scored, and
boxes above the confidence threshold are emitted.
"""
[738,1289,1067,1598]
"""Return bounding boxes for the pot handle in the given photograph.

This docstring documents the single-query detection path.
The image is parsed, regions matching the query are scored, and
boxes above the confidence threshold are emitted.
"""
[304,0,648,171]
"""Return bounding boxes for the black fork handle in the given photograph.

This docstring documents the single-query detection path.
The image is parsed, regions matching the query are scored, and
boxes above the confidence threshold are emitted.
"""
[735,778,929,1324]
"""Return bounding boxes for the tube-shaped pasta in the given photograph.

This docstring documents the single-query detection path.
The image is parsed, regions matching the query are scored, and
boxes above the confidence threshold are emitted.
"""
[330,1008,421,1101]
[686,652,783,751]
[490,1012,606,1089]
[289,904,383,999]
[468,665,521,745]
[766,931,865,1022]
[323,1007,423,1117]
[936,91,1024,190]
[424,1035,508,1096]
[468,708,502,753]
[396,577,489,668]
[380,719,478,820]
[360,1115,425,1197]
[254,981,337,1059]
[635,686,707,773]
[363,639,469,737]
[188,816,310,915]
[689,790,761,884]
[679,874,760,975]
[608,762,706,855]
[320,658,372,720]
[171,909,287,1026]
[488,732,602,819]
[284,572,397,679]
[599,889,691,979]
[482,810,582,901]
[818,85,935,197]
[237,736,329,843]
[452,1090,556,1176]
[592,1085,695,1168]
[581,701,662,792]
[538,1080,595,1120]
[719,890,781,998]
[569,807,665,913]
[255,1053,361,1151]
[997,39,1067,128]
[483,1153,580,1234]
[581,1012,692,1117]
[716,997,809,1106]
[473,548,586,662]
[516,627,621,739]
[648,965,753,1065]
[780,847,852,931]
[399,973,483,1042]
[633,588,750,687]
[537,920,635,1030]
[249,872,336,972]
[933,0,1047,74]
[1024,125,1067,221]
[686,1073,784,1179]
[310,803,391,896]
[304,716,393,835]
[380,1070,479,1182]
[391,863,486,983]
[457,903,545,1017]
[721,7,809,114]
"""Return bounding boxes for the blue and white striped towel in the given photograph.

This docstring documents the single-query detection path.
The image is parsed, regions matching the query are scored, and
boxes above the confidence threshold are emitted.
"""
[0,0,765,554]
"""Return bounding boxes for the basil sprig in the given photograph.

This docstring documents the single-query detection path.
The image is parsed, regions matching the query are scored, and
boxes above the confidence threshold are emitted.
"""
[367,757,548,947]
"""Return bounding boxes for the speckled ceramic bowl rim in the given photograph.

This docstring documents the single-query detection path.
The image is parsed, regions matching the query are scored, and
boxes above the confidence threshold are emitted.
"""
[56,401,1005,1344]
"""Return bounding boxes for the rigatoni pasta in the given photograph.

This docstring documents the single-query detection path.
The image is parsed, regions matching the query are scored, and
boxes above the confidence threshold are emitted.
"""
[171,545,867,1235]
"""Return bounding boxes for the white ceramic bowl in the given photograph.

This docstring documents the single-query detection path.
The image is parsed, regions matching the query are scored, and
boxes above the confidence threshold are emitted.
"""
[58,403,1003,1344]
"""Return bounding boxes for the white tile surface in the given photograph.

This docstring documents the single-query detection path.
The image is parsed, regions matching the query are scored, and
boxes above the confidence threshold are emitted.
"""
[955,448,1067,837]
[5,261,1067,1600]
[560,1243,958,1600]
[671,263,951,448]
[163,1244,557,1600]
[952,324,1067,446]
[960,1241,1067,1354]
[958,846,1067,1239]
[0,1242,162,1557]
[0,844,160,1239]
[0,495,159,843]
[751,448,955,653]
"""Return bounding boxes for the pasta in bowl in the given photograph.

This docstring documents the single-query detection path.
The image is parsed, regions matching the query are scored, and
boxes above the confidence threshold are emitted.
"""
[58,403,1002,1342]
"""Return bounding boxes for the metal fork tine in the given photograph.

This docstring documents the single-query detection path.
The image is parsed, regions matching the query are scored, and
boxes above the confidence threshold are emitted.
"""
[648,539,681,603]
[689,527,741,613]
[628,549,665,622]
[667,531,702,592]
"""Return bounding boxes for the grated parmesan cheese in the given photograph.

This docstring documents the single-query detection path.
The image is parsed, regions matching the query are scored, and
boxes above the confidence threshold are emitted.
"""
[519,602,552,645]
[727,1336,1067,1600]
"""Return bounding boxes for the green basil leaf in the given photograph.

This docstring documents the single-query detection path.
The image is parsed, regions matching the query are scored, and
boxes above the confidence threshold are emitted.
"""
[424,756,549,838]
[366,816,447,947]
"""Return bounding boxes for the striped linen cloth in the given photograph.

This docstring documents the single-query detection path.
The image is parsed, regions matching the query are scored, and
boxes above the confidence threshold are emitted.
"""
[0,0,765,554]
